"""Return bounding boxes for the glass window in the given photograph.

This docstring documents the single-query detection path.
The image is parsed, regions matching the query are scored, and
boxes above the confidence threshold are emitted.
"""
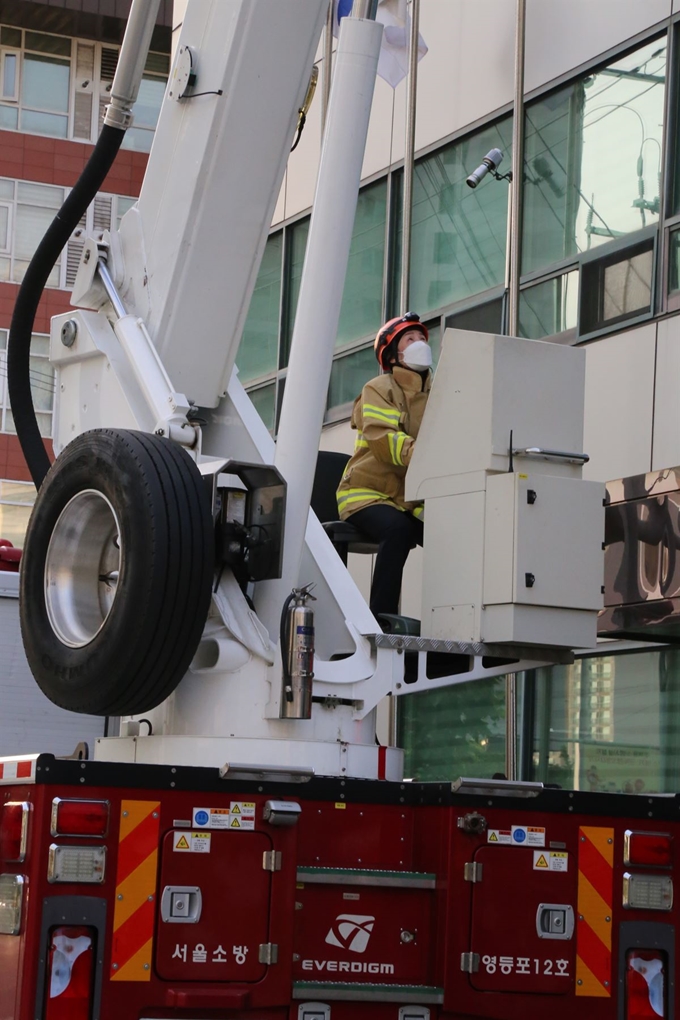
[131,75,166,129]
[281,218,309,367]
[237,232,283,383]
[444,296,504,337]
[668,227,680,293]
[335,179,387,348]
[2,52,17,99]
[529,650,680,793]
[519,270,579,339]
[327,345,376,412]
[399,675,507,781]
[22,53,70,113]
[1,28,21,49]
[580,235,654,334]
[0,334,53,438]
[523,38,666,275]
[408,116,513,314]
[24,32,71,57]
[248,382,276,433]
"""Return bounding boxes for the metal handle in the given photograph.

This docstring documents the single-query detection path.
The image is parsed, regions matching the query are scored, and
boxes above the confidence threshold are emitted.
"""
[512,447,589,465]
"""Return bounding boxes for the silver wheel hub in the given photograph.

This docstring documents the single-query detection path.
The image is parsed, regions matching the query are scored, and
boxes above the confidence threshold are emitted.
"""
[44,489,122,648]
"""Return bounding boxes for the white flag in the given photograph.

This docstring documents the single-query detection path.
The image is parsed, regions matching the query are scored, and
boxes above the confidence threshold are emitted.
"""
[333,0,428,89]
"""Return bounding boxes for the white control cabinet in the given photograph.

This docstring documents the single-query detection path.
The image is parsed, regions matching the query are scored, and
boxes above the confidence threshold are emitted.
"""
[407,330,604,649]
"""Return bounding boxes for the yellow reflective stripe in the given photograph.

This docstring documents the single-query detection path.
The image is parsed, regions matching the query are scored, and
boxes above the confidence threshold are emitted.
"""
[354,431,369,450]
[337,488,389,511]
[412,504,424,519]
[388,431,408,466]
[363,403,400,424]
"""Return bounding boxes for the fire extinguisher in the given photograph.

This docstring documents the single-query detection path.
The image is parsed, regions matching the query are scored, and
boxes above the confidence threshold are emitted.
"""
[280,583,316,719]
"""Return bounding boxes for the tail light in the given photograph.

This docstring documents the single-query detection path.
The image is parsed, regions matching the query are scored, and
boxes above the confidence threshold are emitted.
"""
[0,802,30,861]
[626,949,665,1018]
[624,831,672,868]
[50,799,109,838]
[45,926,95,1020]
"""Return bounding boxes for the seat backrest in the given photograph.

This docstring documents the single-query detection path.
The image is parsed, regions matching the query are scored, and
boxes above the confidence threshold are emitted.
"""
[311,451,350,523]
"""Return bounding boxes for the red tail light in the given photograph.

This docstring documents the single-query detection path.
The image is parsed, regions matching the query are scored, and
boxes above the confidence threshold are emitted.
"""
[0,802,29,862]
[50,799,109,838]
[624,831,673,868]
[45,926,95,1020]
[626,950,666,1018]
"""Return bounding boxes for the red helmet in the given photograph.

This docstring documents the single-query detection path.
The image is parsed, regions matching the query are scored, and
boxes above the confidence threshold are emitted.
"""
[374,312,428,370]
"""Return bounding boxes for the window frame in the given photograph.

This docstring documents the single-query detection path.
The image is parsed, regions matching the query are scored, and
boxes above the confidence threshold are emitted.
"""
[577,226,658,342]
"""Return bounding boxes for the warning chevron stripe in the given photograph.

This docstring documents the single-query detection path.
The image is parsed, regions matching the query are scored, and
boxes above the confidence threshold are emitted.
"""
[576,826,613,998]
[111,800,160,982]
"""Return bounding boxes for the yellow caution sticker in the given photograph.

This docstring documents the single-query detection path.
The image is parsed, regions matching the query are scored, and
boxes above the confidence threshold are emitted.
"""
[533,850,568,872]
[173,831,212,853]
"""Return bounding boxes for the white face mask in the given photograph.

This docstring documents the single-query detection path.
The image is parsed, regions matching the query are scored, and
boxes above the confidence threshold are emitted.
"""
[401,340,432,370]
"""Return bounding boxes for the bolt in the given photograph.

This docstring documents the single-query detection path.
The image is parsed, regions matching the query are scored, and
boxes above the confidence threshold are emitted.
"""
[604,981,609,987]
[112,963,118,970]
[607,837,613,844]
[61,319,78,348]
[155,429,164,436]
[83,249,91,264]
[143,963,150,971]
[605,916,611,923]
[123,811,129,818]
[580,836,585,842]
[152,811,159,819]
[577,979,582,986]
[148,895,154,902]
[579,914,584,921]
[117,894,123,901]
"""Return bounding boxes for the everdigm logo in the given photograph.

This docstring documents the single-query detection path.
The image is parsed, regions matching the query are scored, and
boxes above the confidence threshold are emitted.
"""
[325,914,375,954]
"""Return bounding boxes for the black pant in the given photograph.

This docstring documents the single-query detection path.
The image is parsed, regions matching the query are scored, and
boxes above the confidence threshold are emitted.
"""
[349,504,423,618]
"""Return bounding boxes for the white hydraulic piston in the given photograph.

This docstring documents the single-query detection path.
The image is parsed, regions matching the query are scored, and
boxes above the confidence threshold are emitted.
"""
[256,13,384,638]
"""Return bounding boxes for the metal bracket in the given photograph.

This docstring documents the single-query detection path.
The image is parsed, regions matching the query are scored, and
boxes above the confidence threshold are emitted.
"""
[463,862,483,883]
[460,951,480,973]
[262,850,282,872]
[259,942,279,964]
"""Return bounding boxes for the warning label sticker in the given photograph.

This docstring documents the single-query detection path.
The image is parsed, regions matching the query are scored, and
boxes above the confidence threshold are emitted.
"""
[192,804,256,830]
[173,831,211,853]
[488,829,513,845]
[533,850,568,872]
[511,825,545,847]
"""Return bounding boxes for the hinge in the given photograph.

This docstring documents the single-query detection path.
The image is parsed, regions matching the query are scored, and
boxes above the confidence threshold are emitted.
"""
[460,951,480,973]
[463,861,483,883]
[259,942,279,964]
[262,850,282,872]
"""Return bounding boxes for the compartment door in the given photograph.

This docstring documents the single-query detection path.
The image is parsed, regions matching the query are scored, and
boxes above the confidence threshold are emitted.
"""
[468,845,576,995]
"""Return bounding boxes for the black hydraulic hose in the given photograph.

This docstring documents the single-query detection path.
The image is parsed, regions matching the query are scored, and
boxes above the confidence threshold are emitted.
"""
[280,591,295,701]
[8,124,126,489]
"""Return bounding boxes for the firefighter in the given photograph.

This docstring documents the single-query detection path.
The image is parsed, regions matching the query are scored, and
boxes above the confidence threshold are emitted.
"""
[337,312,432,621]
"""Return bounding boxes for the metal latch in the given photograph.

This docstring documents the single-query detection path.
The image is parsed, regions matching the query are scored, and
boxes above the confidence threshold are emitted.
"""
[399,1008,430,1020]
[160,885,202,924]
[536,903,574,940]
[263,800,302,826]
[463,861,483,883]
[259,942,279,964]
[262,850,282,872]
[460,951,480,973]
[298,1004,330,1020]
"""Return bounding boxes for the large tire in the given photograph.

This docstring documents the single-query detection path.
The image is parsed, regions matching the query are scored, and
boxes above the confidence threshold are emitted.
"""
[20,429,214,716]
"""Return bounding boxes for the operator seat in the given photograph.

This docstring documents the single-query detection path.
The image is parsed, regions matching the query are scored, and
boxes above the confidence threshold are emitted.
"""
[311,451,379,564]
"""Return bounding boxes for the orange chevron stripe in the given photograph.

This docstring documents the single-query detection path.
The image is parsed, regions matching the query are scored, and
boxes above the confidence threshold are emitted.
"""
[576,826,613,997]
[110,800,160,982]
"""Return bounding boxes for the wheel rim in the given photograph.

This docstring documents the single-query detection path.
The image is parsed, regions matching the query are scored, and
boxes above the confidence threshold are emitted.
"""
[44,489,122,648]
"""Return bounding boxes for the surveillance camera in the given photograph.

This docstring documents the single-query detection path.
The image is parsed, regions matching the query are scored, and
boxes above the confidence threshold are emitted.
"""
[466,148,504,189]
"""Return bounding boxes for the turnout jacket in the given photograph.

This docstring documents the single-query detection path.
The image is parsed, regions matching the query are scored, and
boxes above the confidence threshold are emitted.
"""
[337,365,431,520]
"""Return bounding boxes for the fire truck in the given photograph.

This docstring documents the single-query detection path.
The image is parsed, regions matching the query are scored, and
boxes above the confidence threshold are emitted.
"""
[0,1,676,1018]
